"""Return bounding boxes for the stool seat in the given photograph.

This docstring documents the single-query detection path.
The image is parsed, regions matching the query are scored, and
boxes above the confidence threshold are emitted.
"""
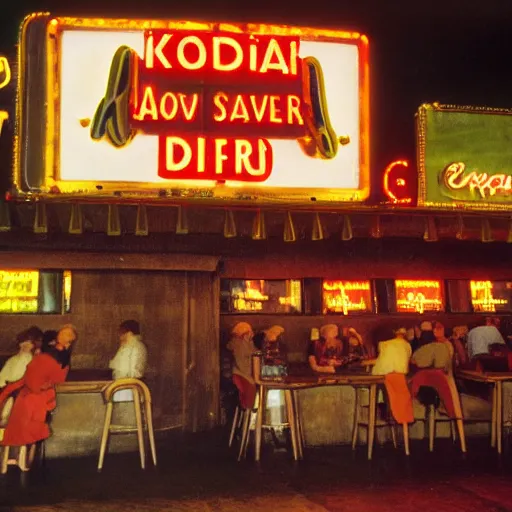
[97,378,157,471]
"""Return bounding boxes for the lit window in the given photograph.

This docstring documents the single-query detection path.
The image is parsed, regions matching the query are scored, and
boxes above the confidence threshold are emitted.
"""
[221,279,301,313]
[395,279,444,314]
[470,280,512,313]
[0,270,72,314]
[322,280,373,314]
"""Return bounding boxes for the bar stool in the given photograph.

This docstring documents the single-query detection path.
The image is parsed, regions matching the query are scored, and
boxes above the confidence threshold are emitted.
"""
[97,378,157,471]
[352,386,410,456]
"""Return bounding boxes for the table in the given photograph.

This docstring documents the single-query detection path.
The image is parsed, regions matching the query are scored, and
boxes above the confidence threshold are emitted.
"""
[456,369,512,454]
[56,380,112,394]
[253,371,385,462]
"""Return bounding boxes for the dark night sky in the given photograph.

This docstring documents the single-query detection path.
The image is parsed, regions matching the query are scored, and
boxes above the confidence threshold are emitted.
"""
[1,0,512,175]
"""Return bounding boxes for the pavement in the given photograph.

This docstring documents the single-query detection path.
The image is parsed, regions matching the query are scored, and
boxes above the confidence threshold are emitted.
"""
[2,430,512,512]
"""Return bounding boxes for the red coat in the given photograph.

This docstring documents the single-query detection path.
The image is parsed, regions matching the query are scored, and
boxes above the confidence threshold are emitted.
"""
[0,353,68,446]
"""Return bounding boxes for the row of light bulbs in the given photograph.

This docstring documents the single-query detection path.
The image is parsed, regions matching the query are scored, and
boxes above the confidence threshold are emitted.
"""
[1,202,511,243]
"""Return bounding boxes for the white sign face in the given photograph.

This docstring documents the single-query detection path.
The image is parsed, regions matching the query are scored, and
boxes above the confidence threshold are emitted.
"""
[17,17,370,204]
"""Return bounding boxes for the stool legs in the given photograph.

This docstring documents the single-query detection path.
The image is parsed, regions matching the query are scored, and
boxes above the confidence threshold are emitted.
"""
[238,409,251,462]
[284,390,299,461]
[1,446,8,474]
[403,423,410,456]
[144,400,157,466]
[229,406,240,448]
[133,389,146,469]
[98,401,114,471]
[456,418,467,453]
[351,389,360,450]
[428,405,435,452]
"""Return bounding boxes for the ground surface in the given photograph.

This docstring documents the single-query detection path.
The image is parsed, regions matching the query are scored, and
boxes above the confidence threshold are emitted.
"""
[2,431,512,512]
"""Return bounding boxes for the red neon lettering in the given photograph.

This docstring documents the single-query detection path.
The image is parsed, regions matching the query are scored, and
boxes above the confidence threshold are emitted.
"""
[143,31,300,83]
[383,160,413,204]
[157,136,273,182]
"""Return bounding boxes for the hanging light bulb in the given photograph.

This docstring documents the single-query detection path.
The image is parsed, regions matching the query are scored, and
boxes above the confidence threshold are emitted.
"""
[107,204,121,236]
[252,209,267,240]
[33,202,48,234]
[370,215,382,239]
[0,200,11,232]
[176,205,189,235]
[341,215,353,241]
[135,205,148,236]
[423,216,438,242]
[480,218,493,243]
[68,204,83,234]
[223,209,237,238]
[455,214,465,240]
[507,217,512,243]
[311,212,324,241]
[283,211,296,242]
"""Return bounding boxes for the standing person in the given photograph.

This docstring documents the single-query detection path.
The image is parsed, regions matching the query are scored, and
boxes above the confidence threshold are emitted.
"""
[0,328,42,388]
[450,326,469,368]
[227,322,257,409]
[109,320,147,402]
[0,325,77,467]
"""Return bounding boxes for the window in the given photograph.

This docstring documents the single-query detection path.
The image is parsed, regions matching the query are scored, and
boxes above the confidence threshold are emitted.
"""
[220,279,302,314]
[322,280,373,314]
[394,279,444,314]
[0,270,72,314]
[446,279,472,313]
[470,280,512,313]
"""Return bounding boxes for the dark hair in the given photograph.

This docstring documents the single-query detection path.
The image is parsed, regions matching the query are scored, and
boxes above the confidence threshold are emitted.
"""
[119,320,140,336]
[42,330,58,352]
[419,330,436,346]
[15,326,43,347]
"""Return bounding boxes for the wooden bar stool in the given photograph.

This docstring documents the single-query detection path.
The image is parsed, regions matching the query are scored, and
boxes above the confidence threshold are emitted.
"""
[97,378,157,471]
[352,386,410,456]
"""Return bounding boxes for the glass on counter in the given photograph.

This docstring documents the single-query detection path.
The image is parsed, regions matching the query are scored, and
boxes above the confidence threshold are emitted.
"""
[220,279,302,314]
[394,279,444,314]
[322,280,373,314]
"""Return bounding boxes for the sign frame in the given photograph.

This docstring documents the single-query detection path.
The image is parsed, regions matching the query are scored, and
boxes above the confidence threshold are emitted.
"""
[416,102,512,212]
[13,14,370,206]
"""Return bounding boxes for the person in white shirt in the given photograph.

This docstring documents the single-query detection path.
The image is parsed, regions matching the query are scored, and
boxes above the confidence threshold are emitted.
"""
[0,327,43,387]
[109,320,147,402]
[467,317,506,359]
[372,328,412,376]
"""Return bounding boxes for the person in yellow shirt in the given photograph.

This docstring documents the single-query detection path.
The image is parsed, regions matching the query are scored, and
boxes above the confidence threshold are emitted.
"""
[372,328,412,376]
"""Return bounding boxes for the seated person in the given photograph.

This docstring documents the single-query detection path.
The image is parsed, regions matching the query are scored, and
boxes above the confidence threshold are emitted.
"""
[467,317,507,370]
[227,322,257,408]
[342,327,368,359]
[308,324,346,374]
[372,328,412,376]
[411,322,453,374]
[0,327,42,388]
[450,325,469,368]
[261,325,288,378]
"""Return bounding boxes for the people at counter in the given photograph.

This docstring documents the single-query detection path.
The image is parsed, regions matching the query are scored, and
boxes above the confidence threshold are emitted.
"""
[109,320,147,402]
[372,328,412,376]
[0,324,77,467]
[261,325,288,378]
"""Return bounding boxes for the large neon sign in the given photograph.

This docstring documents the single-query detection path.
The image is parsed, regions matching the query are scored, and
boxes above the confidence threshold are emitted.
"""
[14,15,370,205]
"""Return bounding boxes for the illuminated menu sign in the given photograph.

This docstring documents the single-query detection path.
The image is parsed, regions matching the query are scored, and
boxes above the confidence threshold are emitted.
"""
[14,15,369,205]
[0,270,39,313]
[322,280,372,314]
[417,104,512,211]
[470,280,512,313]
[395,279,444,314]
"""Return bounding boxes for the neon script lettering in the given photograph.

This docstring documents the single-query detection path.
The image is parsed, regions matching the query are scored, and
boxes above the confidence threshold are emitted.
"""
[443,162,512,199]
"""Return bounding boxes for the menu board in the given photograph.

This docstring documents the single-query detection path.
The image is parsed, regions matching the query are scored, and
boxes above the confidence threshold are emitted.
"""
[395,279,444,314]
[0,270,39,313]
[322,280,373,314]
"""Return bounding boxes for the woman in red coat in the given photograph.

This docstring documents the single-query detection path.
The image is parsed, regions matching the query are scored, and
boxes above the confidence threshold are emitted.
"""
[0,325,77,447]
